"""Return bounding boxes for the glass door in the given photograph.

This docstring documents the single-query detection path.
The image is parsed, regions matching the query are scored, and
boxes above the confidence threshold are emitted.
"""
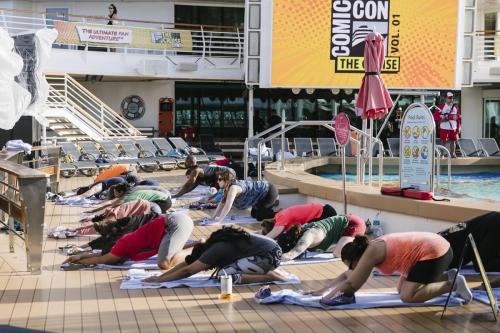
[484,99,500,144]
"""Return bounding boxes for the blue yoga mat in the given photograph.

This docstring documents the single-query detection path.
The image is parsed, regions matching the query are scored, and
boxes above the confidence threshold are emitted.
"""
[256,289,464,310]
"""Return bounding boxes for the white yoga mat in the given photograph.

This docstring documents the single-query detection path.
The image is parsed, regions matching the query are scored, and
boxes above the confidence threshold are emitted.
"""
[199,215,258,226]
[255,289,464,309]
[120,268,301,289]
[55,197,104,207]
[281,252,341,266]
[171,185,210,200]
[472,288,500,305]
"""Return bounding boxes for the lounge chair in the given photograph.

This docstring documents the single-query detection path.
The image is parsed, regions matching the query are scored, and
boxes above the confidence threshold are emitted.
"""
[294,138,315,157]
[167,137,211,163]
[78,141,114,170]
[270,138,291,157]
[317,138,337,157]
[134,138,180,169]
[247,138,273,163]
[97,140,140,166]
[199,134,224,155]
[457,139,485,157]
[387,138,400,157]
[478,138,500,156]
[59,142,98,177]
[151,137,189,167]
[116,139,175,171]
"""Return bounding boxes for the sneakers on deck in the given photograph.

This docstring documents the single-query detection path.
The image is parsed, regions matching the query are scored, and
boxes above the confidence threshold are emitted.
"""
[320,292,356,307]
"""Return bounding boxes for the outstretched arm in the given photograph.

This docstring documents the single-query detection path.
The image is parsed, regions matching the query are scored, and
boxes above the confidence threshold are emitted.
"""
[85,198,121,214]
[172,169,201,198]
[212,186,239,223]
[321,244,379,299]
[281,229,317,261]
[264,225,285,239]
[142,260,209,283]
[63,252,122,265]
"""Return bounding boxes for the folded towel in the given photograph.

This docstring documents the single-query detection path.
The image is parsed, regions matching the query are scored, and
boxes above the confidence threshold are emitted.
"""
[120,269,300,289]
[255,289,464,309]
[471,288,500,305]
[5,139,32,154]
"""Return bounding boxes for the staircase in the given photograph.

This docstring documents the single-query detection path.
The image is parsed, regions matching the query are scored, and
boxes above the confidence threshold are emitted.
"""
[42,73,143,142]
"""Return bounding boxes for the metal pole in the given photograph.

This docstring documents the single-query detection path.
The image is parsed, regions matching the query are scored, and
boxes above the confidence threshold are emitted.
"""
[368,119,373,187]
[376,94,401,139]
[257,141,262,181]
[280,109,285,171]
[342,146,347,214]
[361,119,366,184]
[248,86,254,138]
[243,139,249,180]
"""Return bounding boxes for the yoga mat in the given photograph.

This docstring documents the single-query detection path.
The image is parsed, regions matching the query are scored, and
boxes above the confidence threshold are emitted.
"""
[256,289,464,310]
[55,197,104,207]
[120,269,300,289]
[281,252,341,266]
[373,266,500,277]
[472,289,500,305]
[199,215,258,226]
[171,186,211,200]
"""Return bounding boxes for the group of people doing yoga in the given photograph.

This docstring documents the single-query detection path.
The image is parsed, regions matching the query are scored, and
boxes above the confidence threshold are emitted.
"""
[62,157,500,305]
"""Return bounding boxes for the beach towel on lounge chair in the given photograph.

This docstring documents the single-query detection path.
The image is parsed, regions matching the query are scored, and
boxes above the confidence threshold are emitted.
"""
[120,269,300,289]
[255,289,464,309]
[472,288,500,305]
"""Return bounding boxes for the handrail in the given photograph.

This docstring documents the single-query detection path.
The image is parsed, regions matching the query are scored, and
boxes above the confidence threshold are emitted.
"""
[1,11,244,58]
[243,120,383,188]
[435,145,452,190]
[45,73,145,141]
[0,7,242,31]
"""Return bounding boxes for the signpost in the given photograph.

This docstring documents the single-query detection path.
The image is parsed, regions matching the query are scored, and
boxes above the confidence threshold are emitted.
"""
[399,103,435,192]
[334,113,351,214]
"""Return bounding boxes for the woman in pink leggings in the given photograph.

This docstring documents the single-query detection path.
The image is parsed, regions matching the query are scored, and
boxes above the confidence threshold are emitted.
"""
[306,232,473,306]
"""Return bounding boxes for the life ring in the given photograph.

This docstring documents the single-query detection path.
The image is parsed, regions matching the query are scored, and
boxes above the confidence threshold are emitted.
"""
[121,95,145,120]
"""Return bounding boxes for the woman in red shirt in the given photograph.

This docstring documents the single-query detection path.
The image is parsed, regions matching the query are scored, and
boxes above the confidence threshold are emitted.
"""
[260,203,337,239]
[307,233,472,306]
[64,213,193,270]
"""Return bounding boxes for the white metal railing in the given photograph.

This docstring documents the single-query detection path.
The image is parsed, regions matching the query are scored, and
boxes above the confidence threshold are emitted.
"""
[45,73,143,140]
[475,32,500,62]
[244,116,384,188]
[435,145,452,190]
[0,9,243,59]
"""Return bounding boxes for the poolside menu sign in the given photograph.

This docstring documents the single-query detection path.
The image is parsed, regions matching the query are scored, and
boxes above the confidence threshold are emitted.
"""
[334,112,350,147]
[399,103,435,192]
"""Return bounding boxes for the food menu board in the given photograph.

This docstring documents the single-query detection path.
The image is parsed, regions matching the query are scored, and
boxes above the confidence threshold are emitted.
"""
[399,104,435,192]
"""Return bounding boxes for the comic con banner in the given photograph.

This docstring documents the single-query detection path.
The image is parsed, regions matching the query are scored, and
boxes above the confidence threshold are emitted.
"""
[399,104,435,192]
[54,21,193,51]
[269,0,460,89]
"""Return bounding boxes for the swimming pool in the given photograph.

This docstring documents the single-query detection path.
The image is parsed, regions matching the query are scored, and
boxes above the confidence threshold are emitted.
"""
[317,172,500,202]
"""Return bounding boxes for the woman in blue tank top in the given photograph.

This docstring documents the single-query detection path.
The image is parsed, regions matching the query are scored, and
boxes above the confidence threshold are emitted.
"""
[211,170,278,224]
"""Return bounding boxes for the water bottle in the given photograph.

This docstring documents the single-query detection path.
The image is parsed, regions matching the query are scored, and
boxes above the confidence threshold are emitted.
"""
[219,270,233,300]
[372,213,384,237]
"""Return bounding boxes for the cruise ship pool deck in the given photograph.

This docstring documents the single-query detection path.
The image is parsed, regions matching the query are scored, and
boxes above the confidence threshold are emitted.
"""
[0,169,499,333]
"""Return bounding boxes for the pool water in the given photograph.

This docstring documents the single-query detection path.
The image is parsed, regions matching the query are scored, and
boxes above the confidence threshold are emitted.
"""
[318,172,500,202]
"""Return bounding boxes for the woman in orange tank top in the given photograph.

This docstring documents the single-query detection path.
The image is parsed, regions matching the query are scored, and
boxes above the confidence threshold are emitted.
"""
[306,232,472,306]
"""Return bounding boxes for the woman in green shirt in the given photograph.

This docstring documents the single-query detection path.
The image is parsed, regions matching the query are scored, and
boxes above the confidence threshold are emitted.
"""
[85,183,172,215]
[277,214,366,261]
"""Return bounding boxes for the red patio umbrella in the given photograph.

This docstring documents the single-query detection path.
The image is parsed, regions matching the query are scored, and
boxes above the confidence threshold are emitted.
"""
[356,32,393,119]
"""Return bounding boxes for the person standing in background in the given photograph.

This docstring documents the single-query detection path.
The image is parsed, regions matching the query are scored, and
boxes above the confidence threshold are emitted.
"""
[107,4,117,25]
[435,92,460,158]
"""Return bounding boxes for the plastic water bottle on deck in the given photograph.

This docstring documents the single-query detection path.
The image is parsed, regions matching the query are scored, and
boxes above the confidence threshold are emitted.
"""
[219,270,233,300]
[372,213,384,238]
